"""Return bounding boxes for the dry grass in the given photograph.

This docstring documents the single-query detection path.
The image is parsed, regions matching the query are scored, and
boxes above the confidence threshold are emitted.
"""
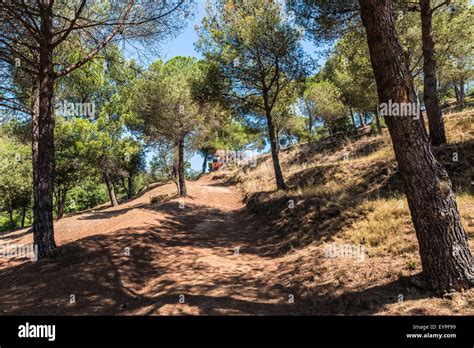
[150,193,176,205]
[209,109,474,315]
[346,198,415,256]
[444,109,474,144]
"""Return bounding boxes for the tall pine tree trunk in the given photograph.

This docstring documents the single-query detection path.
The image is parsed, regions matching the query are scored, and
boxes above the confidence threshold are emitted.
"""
[359,113,366,127]
[420,0,446,146]
[275,129,281,155]
[304,100,314,135]
[178,136,187,196]
[121,178,130,198]
[33,1,57,258]
[453,80,460,105]
[349,107,357,129]
[103,172,118,207]
[58,190,67,219]
[20,205,26,228]
[373,107,382,133]
[8,207,15,229]
[266,113,287,190]
[31,84,39,226]
[54,188,67,219]
[202,152,208,174]
[127,176,133,198]
[458,78,465,108]
[359,0,473,294]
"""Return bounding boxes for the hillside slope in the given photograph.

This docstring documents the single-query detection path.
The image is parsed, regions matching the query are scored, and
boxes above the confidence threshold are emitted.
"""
[209,110,474,315]
[0,179,306,315]
[0,110,472,315]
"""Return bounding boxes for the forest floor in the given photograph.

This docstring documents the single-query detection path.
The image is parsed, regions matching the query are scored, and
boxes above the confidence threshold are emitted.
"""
[0,178,316,315]
[0,110,473,316]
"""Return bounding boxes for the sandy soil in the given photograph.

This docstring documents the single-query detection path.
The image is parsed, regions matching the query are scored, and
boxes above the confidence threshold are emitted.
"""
[0,178,302,315]
[1,177,472,315]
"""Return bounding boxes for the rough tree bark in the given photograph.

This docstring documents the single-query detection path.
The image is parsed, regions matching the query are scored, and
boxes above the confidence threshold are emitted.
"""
[127,176,133,198]
[266,113,287,190]
[103,172,118,207]
[31,84,39,225]
[359,113,366,127]
[8,208,14,228]
[177,136,187,196]
[58,194,66,219]
[33,1,57,258]
[349,107,357,129]
[121,178,130,198]
[458,78,465,108]
[420,0,446,146]
[121,177,133,199]
[20,206,27,228]
[54,188,68,219]
[275,129,281,155]
[453,81,459,103]
[359,0,473,294]
[373,107,382,133]
[453,79,465,109]
[202,152,209,174]
[303,99,314,135]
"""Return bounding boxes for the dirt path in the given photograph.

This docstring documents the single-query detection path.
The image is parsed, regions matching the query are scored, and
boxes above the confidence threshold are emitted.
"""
[0,178,300,315]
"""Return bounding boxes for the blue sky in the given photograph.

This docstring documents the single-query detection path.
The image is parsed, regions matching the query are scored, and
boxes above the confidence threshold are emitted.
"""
[145,0,327,172]
[160,1,205,61]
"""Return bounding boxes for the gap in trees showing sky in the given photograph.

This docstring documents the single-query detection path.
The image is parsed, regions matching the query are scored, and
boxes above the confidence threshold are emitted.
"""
[135,0,330,172]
